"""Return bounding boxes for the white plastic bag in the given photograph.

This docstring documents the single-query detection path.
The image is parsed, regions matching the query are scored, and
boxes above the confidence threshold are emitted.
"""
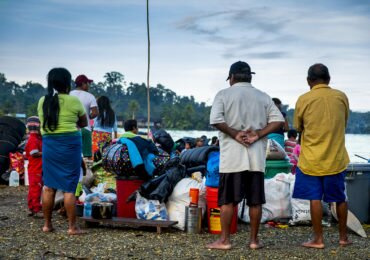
[238,173,291,223]
[135,192,168,220]
[166,177,206,230]
[289,174,311,225]
[266,139,288,160]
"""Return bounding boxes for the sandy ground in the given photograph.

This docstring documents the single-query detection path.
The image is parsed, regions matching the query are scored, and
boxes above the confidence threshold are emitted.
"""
[0,185,369,260]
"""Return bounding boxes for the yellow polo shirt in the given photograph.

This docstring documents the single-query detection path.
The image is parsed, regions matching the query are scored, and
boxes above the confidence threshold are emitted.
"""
[294,84,349,176]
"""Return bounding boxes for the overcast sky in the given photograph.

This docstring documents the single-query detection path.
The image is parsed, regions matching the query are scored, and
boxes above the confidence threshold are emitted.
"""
[0,0,369,111]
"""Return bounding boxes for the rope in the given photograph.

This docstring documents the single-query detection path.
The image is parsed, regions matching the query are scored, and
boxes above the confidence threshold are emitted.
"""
[146,0,151,137]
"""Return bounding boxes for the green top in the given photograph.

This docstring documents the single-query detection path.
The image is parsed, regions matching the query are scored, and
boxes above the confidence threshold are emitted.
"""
[120,131,137,138]
[37,94,86,135]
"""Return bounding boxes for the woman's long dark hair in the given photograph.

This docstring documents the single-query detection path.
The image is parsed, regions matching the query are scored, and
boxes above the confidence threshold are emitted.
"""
[97,96,115,127]
[42,68,71,132]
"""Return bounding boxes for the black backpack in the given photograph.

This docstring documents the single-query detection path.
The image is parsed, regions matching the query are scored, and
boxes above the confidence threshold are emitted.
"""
[152,129,174,154]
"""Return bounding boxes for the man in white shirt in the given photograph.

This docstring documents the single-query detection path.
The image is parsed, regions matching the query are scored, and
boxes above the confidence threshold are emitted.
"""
[70,74,98,158]
[207,61,284,250]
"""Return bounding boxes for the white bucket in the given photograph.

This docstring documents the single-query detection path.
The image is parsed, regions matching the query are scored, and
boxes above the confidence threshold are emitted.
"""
[24,160,29,186]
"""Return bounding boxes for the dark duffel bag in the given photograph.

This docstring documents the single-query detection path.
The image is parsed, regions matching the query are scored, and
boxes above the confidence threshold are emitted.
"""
[0,116,26,142]
[102,143,136,177]
[0,133,19,147]
[0,140,16,176]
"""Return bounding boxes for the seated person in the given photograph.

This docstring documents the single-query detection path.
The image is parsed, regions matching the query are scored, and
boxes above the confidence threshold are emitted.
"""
[121,119,138,138]
[268,98,289,147]
[195,138,204,148]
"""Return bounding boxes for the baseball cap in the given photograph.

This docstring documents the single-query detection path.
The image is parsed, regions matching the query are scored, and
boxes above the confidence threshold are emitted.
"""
[226,61,255,81]
[75,74,93,86]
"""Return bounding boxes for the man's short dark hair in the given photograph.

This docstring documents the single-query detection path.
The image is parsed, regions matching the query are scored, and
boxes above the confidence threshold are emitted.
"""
[307,63,330,82]
[232,73,252,83]
[288,129,298,139]
[124,119,137,131]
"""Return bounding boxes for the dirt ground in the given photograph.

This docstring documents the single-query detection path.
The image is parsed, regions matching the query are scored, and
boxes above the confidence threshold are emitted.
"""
[0,185,369,260]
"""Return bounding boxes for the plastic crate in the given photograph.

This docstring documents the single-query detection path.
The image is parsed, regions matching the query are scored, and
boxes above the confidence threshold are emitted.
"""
[265,160,292,179]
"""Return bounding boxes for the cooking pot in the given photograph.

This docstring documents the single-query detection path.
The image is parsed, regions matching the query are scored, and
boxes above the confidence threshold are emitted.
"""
[91,202,113,219]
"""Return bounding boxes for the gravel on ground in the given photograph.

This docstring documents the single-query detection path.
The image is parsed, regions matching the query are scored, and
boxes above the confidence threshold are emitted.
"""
[0,185,369,259]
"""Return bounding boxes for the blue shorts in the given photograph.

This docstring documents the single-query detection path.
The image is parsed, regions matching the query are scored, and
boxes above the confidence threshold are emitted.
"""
[292,167,346,203]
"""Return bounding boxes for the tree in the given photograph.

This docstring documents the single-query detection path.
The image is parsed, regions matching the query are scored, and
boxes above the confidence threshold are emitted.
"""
[127,100,140,119]
[104,71,125,97]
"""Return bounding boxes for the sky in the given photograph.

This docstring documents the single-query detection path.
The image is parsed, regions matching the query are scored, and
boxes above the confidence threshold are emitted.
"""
[0,0,369,111]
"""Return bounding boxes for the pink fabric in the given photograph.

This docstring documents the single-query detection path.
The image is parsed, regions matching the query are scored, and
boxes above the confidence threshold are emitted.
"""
[290,144,301,174]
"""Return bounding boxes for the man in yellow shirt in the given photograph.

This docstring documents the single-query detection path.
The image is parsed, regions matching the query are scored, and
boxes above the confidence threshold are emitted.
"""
[293,63,351,249]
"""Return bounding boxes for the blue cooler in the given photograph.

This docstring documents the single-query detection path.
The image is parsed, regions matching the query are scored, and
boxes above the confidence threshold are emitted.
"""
[205,151,220,187]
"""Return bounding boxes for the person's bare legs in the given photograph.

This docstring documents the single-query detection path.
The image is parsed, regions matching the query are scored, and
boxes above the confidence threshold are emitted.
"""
[249,204,263,249]
[206,203,233,250]
[64,192,85,235]
[336,201,352,246]
[302,200,324,249]
[42,186,56,232]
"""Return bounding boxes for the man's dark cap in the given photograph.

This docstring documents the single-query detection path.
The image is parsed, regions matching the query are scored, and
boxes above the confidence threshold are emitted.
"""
[226,61,255,81]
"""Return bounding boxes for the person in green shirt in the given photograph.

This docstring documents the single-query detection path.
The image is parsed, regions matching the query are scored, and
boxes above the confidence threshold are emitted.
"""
[38,67,88,235]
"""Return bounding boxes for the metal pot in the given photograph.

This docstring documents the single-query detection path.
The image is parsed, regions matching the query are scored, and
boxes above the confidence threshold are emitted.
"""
[91,202,113,219]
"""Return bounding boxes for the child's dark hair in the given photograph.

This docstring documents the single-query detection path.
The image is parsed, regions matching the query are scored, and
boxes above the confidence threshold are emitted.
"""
[42,68,72,132]
[124,119,137,132]
[288,129,298,139]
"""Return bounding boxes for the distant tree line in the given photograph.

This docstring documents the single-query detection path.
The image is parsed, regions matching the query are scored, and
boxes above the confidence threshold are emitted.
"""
[286,108,370,134]
[0,72,369,133]
[0,72,211,130]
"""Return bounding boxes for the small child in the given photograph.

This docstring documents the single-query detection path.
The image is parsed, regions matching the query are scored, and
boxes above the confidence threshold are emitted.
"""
[284,129,297,159]
[290,134,301,175]
[25,116,43,217]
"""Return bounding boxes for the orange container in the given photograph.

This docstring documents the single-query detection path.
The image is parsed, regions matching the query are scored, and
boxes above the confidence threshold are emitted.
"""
[206,187,237,234]
[189,188,199,206]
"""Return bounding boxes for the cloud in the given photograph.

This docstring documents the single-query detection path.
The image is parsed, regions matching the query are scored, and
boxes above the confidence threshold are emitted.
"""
[175,7,295,58]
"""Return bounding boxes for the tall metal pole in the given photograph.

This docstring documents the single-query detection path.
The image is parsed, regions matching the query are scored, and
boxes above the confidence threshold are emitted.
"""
[146,0,151,137]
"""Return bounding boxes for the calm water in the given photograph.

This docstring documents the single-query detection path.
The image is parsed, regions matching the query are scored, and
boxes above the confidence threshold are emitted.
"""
[120,128,369,163]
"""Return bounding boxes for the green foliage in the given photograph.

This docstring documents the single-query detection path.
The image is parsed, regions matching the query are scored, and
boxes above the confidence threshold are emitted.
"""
[1,71,369,132]
[0,71,214,130]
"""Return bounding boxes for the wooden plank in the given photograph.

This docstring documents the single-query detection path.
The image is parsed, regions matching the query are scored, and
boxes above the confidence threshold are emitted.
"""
[79,216,178,232]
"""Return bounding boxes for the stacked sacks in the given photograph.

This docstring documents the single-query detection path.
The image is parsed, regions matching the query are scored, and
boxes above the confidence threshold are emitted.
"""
[0,116,26,179]
[238,173,292,223]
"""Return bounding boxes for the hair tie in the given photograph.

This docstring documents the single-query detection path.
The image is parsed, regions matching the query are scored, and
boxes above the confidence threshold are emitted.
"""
[53,88,59,96]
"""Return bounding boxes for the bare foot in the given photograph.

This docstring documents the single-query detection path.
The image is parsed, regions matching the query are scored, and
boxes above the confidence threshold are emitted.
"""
[206,239,232,250]
[250,242,264,249]
[302,240,325,249]
[339,240,352,247]
[68,228,87,236]
[42,226,54,233]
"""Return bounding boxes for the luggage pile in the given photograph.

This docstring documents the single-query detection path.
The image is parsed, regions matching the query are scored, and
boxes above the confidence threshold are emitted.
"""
[0,116,26,182]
